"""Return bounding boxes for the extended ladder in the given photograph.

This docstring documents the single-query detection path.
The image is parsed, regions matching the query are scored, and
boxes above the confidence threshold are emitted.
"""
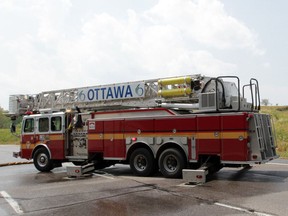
[8,74,259,116]
[9,74,205,115]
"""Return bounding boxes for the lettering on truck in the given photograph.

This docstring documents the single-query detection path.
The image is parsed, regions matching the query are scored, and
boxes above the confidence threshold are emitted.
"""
[78,82,145,102]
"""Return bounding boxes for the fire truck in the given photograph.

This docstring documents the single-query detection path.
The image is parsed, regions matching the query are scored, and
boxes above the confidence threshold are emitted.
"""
[9,74,278,181]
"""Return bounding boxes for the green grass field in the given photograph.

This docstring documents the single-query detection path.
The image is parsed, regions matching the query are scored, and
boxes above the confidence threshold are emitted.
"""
[0,107,287,157]
[0,128,20,144]
[261,106,288,158]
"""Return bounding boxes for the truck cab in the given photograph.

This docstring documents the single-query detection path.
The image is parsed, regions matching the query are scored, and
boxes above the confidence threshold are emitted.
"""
[18,111,66,171]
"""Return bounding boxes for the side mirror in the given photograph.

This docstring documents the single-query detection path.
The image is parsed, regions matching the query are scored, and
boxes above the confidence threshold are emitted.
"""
[10,122,16,133]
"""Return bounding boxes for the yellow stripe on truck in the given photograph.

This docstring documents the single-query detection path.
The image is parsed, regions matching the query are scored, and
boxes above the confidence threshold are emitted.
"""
[87,131,248,140]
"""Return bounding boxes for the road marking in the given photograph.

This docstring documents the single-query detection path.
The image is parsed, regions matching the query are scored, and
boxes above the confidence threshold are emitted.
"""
[215,202,273,216]
[0,191,23,214]
[177,182,199,188]
[93,173,115,179]
[267,162,288,166]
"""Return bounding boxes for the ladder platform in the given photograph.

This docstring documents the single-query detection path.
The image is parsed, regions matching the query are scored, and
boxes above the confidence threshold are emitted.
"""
[66,163,95,177]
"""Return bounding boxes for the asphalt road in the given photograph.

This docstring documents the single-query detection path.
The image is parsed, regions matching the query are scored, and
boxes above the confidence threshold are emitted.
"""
[0,145,288,216]
[0,145,32,164]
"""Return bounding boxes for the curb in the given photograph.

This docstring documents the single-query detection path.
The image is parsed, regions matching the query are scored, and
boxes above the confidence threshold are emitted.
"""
[0,161,33,167]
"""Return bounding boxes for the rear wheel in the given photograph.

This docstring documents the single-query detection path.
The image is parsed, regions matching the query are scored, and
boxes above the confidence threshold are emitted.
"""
[33,148,54,172]
[159,148,186,178]
[130,148,155,177]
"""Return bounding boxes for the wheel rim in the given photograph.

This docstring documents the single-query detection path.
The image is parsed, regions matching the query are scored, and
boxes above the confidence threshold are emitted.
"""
[133,154,147,172]
[37,153,49,168]
[163,154,178,173]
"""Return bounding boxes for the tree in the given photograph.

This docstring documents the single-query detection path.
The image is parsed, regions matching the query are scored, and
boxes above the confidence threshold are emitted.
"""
[261,99,270,106]
[0,107,10,128]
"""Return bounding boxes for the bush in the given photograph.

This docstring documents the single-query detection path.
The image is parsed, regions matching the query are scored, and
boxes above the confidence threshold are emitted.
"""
[0,128,20,144]
[0,107,10,128]
[0,107,21,144]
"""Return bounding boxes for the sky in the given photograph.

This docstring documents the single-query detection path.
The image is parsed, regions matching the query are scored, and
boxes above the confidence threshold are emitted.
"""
[0,0,287,111]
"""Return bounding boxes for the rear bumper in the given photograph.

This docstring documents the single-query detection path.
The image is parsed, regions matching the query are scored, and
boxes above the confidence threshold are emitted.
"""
[222,155,280,166]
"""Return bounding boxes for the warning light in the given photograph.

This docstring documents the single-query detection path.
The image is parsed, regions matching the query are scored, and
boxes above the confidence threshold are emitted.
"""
[75,169,80,173]
[196,175,203,179]
[246,113,254,121]
[132,137,137,142]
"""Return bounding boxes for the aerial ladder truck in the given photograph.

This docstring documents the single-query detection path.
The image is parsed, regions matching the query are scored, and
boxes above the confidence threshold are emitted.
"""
[9,74,278,182]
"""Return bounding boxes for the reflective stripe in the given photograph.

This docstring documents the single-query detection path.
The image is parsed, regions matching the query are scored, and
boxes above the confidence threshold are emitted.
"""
[88,131,248,140]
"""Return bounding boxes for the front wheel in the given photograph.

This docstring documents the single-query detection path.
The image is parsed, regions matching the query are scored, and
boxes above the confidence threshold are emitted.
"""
[159,148,186,178]
[129,148,155,177]
[33,148,54,172]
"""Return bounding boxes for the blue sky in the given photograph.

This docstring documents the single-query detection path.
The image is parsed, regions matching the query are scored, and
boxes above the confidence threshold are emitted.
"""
[0,0,287,110]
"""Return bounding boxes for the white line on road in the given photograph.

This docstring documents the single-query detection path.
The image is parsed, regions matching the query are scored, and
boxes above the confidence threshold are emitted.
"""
[0,191,23,214]
[267,162,288,166]
[93,173,115,179]
[177,183,199,188]
[215,202,273,216]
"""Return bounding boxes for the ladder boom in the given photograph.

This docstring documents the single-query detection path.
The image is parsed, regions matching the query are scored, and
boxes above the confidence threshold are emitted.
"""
[8,74,260,116]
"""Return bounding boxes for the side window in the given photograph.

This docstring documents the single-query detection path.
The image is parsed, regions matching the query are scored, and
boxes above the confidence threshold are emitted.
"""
[51,116,62,132]
[39,118,49,132]
[24,118,34,133]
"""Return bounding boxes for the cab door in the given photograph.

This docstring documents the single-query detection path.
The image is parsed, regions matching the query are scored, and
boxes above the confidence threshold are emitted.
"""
[49,115,65,159]
[21,116,36,159]
[35,115,65,160]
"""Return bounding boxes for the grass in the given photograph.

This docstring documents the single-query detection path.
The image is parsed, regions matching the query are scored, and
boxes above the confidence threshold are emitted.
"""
[0,107,287,157]
[261,106,288,158]
[0,128,20,144]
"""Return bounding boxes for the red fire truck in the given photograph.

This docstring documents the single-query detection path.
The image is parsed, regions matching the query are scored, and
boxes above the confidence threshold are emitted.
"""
[9,75,278,180]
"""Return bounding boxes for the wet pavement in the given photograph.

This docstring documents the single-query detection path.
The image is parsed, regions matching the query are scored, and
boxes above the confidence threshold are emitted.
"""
[0,145,288,215]
[0,145,32,165]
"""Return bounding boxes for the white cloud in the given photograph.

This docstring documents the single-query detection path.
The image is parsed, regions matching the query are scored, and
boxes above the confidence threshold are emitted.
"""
[0,0,264,109]
[34,0,72,42]
[145,0,264,54]
[0,0,15,10]
[166,50,236,76]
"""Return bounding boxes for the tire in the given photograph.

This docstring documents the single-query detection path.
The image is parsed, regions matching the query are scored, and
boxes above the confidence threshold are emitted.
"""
[129,148,155,177]
[159,148,186,178]
[33,148,54,172]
